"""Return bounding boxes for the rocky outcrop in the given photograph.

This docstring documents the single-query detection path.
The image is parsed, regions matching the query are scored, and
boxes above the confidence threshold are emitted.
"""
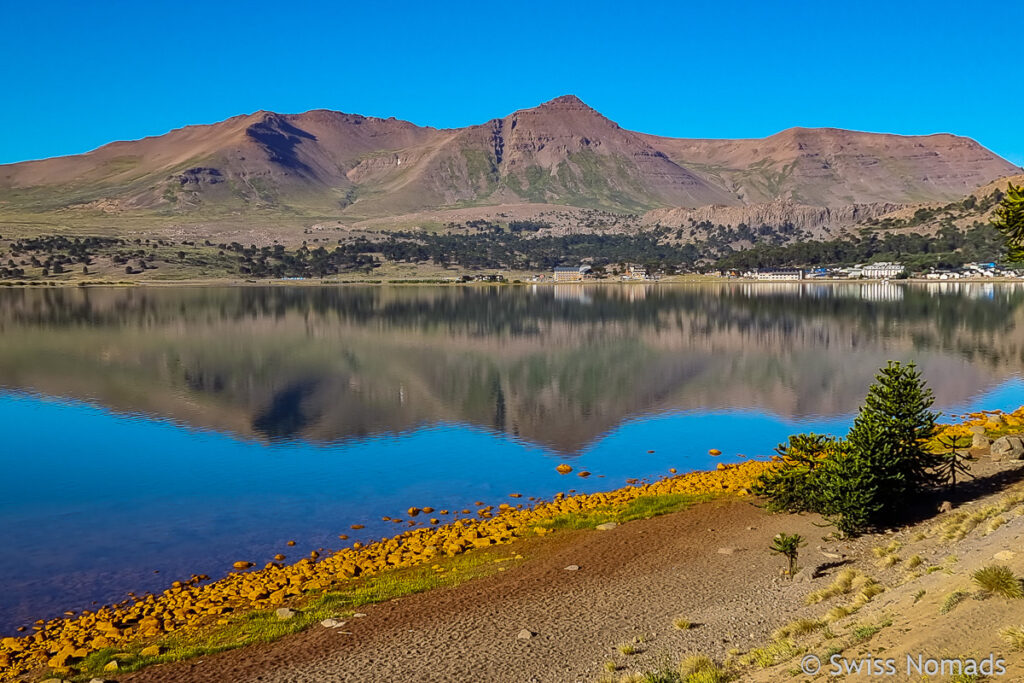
[644,198,905,236]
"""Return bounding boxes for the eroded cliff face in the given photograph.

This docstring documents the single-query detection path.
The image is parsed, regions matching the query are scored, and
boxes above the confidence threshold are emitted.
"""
[644,198,907,237]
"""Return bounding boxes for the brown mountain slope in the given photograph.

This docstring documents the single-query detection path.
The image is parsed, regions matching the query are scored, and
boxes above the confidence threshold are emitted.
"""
[0,96,1017,222]
[642,127,1019,207]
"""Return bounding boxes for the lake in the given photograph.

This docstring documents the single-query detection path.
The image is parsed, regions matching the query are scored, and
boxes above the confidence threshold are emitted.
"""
[2,281,1024,634]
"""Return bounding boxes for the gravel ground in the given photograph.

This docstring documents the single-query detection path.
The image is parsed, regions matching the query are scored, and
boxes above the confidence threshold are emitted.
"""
[124,499,834,683]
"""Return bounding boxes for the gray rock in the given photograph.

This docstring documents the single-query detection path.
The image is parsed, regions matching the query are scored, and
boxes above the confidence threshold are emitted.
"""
[969,425,987,435]
[792,567,813,583]
[820,550,843,560]
[517,628,535,640]
[939,501,954,513]
[320,618,344,628]
[274,607,296,620]
[717,547,736,555]
[88,679,109,683]
[972,433,992,449]
[564,564,580,571]
[991,435,1024,461]
[353,612,367,617]
[595,522,618,531]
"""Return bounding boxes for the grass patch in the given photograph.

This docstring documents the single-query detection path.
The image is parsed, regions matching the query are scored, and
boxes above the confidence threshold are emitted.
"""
[617,642,639,655]
[538,492,720,531]
[673,616,694,630]
[1000,625,1024,650]
[772,618,823,640]
[851,618,890,643]
[75,545,515,678]
[740,639,801,668]
[905,554,923,569]
[941,590,969,614]
[972,565,1024,599]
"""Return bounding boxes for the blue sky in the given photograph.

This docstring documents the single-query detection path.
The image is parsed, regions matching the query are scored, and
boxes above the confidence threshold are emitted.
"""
[2,0,1021,165]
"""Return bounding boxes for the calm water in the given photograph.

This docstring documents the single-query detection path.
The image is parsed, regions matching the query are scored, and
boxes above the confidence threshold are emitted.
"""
[2,282,1024,633]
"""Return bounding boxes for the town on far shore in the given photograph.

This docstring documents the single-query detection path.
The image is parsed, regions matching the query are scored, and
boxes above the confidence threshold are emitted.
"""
[455,260,1020,283]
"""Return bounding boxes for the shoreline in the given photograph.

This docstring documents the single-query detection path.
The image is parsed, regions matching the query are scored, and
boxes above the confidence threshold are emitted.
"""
[0,461,772,681]
[3,408,1023,681]
[0,276,1022,289]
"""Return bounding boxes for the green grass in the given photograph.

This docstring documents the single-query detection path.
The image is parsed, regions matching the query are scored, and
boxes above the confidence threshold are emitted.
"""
[851,617,891,643]
[941,590,969,614]
[537,492,721,532]
[72,546,516,678]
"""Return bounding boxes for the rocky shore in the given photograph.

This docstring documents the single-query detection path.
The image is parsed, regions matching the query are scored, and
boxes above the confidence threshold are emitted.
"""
[5,409,1024,682]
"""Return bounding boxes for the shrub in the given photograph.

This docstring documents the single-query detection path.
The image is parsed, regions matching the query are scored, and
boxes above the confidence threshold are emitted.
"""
[972,565,1024,599]
[769,533,806,578]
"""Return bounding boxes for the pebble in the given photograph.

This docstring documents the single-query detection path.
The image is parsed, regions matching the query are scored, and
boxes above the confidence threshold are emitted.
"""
[595,522,618,531]
[320,618,345,628]
[717,547,735,555]
[275,608,295,620]
[353,612,368,618]
[517,629,535,640]
[564,565,580,571]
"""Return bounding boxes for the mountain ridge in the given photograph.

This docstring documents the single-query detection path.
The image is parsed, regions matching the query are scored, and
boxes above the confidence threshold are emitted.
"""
[0,95,1018,222]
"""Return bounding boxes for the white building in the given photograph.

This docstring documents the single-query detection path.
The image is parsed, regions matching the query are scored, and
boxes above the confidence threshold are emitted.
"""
[860,262,906,279]
[745,269,805,281]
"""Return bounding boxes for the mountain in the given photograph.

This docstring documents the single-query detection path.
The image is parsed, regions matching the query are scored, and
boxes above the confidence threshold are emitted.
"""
[0,96,1018,223]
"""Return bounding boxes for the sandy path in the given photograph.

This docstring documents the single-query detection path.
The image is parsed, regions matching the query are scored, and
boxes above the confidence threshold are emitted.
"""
[125,500,830,683]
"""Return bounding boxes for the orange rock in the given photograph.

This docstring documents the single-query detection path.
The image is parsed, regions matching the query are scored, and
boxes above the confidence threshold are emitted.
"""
[287,540,296,546]
[273,554,286,561]
[232,561,254,570]
[577,471,592,478]
[556,464,573,474]
[709,449,722,456]
[407,507,421,517]
[351,524,365,530]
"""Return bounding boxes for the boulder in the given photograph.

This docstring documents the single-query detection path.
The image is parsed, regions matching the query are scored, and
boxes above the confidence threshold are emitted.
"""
[991,435,1024,461]
[939,501,954,513]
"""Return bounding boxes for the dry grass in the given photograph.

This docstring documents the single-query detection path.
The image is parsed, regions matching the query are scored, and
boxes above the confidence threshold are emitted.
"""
[673,617,694,630]
[1000,625,1024,651]
[771,618,823,640]
[972,565,1024,599]
[877,554,900,569]
[739,639,801,668]
[617,642,639,656]
[905,554,923,569]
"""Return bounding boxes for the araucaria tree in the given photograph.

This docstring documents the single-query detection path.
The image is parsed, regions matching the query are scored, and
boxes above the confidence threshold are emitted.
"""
[845,361,942,506]
[754,361,942,536]
[993,182,1024,262]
